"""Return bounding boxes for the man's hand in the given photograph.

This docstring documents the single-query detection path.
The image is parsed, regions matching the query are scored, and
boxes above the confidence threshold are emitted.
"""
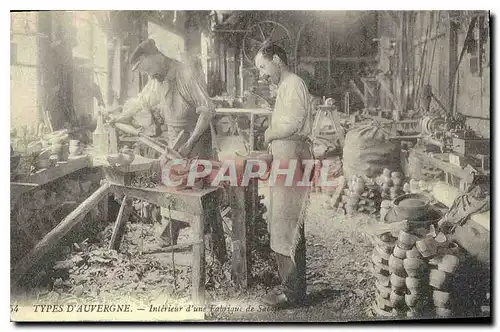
[177,141,194,158]
[107,113,128,125]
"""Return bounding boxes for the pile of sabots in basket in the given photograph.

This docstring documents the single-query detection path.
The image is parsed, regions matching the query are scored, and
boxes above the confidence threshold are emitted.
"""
[370,192,462,319]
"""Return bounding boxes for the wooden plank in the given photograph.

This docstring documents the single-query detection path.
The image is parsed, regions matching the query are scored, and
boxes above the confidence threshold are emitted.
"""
[107,155,159,174]
[109,196,133,250]
[143,240,202,254]
[413,150,475,183]
[378,75,402,112]
[329,176,345,208]
[349,80,367,106]
[229,186,247,288]
[191,214,205,305]
[12,182,111,284]
[17,156,89,186]
[10,182,39,201]
[160,208,193,223]
[215,108,272,116]
[98,189,110,223]
[138,136,166,155]
[247,179,258,247]
[448,12,459,115]
[109,184,221,216]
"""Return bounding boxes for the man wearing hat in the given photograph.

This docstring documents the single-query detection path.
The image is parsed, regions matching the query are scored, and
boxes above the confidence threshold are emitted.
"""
[110,38,215,245]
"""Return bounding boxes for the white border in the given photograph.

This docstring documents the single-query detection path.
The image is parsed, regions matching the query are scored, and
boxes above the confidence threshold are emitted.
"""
[2,2,498,332]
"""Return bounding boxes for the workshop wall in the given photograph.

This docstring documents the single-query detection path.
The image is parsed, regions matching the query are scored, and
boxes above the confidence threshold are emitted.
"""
[412,12,490,138]
[455,19,490,138]
[377,11,490,138]
[11,12,40,129]
[257,11,378,99]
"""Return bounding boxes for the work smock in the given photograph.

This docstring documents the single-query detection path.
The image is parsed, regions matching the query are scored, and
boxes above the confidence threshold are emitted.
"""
[268,72,313,259]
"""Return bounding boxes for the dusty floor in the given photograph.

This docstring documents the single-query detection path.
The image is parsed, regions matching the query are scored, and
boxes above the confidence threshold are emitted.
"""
[205,191,378,322]
[13,189,384,322]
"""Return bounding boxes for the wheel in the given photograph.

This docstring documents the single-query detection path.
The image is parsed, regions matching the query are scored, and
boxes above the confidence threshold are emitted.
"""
[242,20,293,65]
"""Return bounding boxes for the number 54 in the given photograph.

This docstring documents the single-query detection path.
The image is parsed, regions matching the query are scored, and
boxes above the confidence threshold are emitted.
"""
[10,305,18,313]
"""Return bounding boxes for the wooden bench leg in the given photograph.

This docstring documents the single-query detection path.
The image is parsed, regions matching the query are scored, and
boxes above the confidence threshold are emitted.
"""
[203,194,227,264]
[228,186,248,288]
[191,214,205,305]
[99,194,110,222]
[109,196,133,250]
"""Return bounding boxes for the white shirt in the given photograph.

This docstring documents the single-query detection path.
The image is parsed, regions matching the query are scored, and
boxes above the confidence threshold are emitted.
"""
[271,72,311,140]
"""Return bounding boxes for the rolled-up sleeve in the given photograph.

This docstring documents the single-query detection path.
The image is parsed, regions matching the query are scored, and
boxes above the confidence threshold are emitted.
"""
[272,79,309,138]
[121,79,161,118]
[176,67,214,116]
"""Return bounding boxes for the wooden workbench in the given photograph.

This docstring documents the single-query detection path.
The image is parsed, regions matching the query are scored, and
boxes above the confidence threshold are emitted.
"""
[412,150,475,182]
[11,155,230,305]
[11,155,90,200]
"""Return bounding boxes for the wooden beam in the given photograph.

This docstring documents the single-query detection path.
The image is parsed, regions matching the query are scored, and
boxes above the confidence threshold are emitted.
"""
[12,182,111,284]
[386,10,400,27]
[400,11,407,112]
[143,240,202,255]
[229,186,248,288]
[414,32,446,47]
[327,19,332,94]
[109,196,133,250]
[378,75,402,111]
[349,80,367,106]
[202,193,228,263]
[448,11,459,115]
[191,214,205,305]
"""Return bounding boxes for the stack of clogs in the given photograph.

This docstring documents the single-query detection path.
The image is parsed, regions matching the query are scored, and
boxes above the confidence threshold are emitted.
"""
[371,220,461,319]
[424,235,460,318]
[371,232,396,317]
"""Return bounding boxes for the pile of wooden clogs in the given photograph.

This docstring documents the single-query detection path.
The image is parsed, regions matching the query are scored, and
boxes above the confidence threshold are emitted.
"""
[370,221,461,319]
[376,168,408,200]
[336,175,381,215]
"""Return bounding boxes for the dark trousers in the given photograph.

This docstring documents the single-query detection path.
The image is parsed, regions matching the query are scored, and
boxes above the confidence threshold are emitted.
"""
[274,236,306,300]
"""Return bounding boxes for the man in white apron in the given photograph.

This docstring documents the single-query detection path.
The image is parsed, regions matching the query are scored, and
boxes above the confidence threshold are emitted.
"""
[255,44,313,308]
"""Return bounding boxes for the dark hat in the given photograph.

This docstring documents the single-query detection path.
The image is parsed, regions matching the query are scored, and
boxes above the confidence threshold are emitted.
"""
[129,39,160,71]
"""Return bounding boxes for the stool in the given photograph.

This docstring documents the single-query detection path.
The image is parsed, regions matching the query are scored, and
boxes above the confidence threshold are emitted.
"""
[312,104,345,145]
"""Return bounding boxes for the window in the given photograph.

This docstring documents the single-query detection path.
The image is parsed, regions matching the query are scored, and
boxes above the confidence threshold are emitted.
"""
[10,11,110,132]
[70,11,109,121]
[10,12,39,129]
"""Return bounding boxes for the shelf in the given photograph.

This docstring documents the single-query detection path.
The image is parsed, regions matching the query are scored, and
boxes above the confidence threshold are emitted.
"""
[15,155,90,187]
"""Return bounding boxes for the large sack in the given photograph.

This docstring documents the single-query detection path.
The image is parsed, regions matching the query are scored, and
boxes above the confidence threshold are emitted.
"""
[343,124,401,180]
